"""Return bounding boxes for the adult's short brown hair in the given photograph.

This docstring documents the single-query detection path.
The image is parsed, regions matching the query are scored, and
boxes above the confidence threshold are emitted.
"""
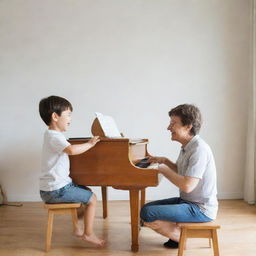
[39,95,73,125]
[168,104,202,136]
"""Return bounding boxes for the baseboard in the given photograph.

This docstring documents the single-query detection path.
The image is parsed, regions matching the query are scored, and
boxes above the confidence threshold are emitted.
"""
[217,192,243,200]
[7,194,42,202]
[6,191,244,202]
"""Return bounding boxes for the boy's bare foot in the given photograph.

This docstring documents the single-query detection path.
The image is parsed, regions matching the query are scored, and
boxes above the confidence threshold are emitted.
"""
[74,227,83,237]
[80,233,105,246]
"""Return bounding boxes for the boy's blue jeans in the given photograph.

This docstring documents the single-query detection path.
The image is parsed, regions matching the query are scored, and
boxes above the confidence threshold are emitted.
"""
[40,182,93,204]
[140,197,212,223]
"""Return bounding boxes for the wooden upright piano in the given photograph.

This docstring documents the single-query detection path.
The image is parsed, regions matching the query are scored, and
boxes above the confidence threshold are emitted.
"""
[68,118,161,252]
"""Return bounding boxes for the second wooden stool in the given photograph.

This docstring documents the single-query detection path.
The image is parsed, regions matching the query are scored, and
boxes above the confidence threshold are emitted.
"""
[177,222,220,256]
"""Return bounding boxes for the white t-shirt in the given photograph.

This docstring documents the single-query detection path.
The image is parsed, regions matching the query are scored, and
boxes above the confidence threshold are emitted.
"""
[176,135,218,219]
[39,130,72,191]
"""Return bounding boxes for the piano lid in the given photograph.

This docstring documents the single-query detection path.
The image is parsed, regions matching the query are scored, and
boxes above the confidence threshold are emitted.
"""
[69,137,148,144]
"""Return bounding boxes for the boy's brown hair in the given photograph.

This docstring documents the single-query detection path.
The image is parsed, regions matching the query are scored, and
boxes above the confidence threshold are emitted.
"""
[39,95,73,125]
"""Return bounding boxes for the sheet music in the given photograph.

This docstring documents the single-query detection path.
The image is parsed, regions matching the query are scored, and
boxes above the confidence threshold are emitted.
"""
[95,112,122,138]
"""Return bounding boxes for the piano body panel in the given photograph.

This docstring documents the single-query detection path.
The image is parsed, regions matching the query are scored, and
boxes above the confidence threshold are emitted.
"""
[69,138,159,187]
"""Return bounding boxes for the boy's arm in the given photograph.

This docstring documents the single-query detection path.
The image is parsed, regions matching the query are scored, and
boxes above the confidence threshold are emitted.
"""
[63,136,100,155]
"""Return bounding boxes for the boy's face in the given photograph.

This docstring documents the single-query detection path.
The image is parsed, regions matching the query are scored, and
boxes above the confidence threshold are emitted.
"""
[51,108,72,132]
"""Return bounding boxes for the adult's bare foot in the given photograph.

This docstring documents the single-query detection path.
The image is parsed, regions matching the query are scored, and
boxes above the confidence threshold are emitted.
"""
[81,233,105,246]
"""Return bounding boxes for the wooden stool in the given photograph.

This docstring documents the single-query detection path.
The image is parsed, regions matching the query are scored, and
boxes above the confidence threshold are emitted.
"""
[44,203,81,252]
[177,222,220,256]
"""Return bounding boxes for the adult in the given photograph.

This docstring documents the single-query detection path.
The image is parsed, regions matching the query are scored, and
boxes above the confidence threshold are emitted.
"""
[140,104,218,248]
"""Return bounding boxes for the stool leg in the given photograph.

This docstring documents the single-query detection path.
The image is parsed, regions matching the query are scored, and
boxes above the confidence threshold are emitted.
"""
[46,210,54,252]
[209,238,212,248]
[212,229,220,256]
[71,208,79,232]
[178,228,187,256]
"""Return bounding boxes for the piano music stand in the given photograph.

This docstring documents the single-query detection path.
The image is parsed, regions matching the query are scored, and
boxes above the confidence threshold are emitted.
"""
[91,117,105,137]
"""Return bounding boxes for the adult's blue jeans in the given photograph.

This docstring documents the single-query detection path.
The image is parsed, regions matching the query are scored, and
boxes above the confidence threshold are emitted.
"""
[140,197,212,223]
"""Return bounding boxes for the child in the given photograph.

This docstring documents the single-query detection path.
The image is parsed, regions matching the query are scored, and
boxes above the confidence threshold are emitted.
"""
[39,95,105,246]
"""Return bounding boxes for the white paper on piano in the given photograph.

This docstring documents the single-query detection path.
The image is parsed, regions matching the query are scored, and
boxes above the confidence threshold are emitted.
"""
[95,112,122,138]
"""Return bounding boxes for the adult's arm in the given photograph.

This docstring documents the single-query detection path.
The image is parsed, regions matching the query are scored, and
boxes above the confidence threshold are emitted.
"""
[158,164,200,193]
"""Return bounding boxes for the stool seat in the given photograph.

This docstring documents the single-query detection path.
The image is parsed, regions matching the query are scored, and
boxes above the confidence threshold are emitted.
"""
[178,221,220,229]
[44,203,81,209]
[177,222,220,256]
[44,203,82,252]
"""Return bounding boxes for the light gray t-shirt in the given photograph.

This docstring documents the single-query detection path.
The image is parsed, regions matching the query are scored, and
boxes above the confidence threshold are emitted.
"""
[39,130,72,191]
[176,135,218,219]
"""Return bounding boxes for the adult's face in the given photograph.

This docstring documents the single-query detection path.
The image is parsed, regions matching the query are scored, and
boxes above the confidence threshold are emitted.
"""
[167,115,192,144]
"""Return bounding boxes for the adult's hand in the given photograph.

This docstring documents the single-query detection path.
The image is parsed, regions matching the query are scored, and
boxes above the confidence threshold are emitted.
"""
[148,156,167,165]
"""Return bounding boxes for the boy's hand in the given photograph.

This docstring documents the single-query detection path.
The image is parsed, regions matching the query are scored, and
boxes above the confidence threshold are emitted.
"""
[88,136,100,147]
[64,136,100,155]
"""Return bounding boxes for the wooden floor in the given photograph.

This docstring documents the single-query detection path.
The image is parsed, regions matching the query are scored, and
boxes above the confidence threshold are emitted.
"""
[0,200,256,256]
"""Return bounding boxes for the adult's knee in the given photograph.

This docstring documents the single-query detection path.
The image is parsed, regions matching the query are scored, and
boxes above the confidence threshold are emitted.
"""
[140,205,155,222]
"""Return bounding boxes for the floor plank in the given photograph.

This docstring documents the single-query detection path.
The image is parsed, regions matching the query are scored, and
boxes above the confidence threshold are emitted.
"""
[0,200,256,256]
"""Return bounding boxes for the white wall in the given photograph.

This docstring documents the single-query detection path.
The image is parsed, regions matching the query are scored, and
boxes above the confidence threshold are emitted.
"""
[0,0,251,201]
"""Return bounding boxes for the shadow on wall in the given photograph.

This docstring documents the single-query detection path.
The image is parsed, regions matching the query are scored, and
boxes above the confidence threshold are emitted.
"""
[0,145,41,202]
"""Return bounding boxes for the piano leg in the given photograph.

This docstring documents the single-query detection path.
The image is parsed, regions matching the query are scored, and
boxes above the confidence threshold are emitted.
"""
[101,186,108,219]
[140,188,146,209]
[129,189,140,252]
[140,189,146,227]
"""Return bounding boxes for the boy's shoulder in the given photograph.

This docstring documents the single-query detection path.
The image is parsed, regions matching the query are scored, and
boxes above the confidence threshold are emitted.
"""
[45,129,62,135]
[44,129,65,140]
[43,129,69,151]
